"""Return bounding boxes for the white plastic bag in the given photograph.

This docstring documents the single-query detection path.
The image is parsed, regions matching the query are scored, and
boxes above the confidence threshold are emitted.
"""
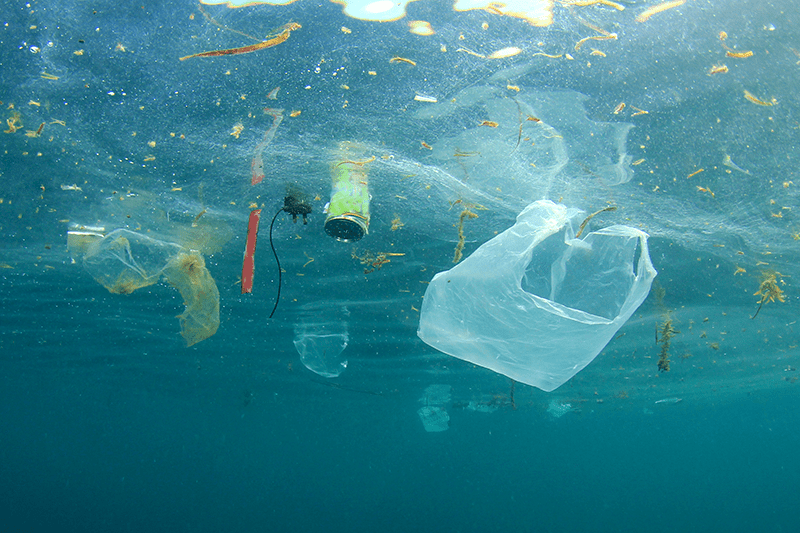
[417,200,657,392]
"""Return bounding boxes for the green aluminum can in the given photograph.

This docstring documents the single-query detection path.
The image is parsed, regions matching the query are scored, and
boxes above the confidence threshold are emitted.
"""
[324,161,370,242]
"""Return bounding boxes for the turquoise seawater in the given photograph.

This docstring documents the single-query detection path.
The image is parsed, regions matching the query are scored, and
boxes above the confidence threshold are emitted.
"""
[2,0,799,531]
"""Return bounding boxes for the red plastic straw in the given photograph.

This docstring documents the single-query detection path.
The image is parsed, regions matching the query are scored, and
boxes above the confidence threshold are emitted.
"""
[241,209,262,294]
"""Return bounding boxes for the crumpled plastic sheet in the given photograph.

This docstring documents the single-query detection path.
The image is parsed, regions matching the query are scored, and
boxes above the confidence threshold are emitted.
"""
[79,229,220,346]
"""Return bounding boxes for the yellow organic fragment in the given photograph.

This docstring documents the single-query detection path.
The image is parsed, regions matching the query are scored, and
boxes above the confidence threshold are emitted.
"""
[389,56,416,66]
[686,169,704,179]
[575,33,617,51]
[743,90,775,106]
[453,0,554,27]
[635,0,686,22]
[563,0,624,9]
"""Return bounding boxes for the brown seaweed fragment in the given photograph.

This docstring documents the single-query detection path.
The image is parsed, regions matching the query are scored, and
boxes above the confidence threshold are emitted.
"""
[751,271,786,319]
[656,316,678,372]
[575,206,617,238]
[453,208,478,263]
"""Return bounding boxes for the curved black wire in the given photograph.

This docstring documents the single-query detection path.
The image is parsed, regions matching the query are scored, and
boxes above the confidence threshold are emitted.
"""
[268,207,284,318]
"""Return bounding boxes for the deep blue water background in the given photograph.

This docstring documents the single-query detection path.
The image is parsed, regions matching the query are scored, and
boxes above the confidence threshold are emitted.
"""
[1,268,799,532]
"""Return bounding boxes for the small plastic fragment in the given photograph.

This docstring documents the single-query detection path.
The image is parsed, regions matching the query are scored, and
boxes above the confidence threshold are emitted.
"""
[251,108,284,185]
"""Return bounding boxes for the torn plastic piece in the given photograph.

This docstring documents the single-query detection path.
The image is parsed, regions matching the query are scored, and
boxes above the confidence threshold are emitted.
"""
[547,400,575,418]
[293,316,349,377]
[417,384,452,432]
[241,208,262,294]
[162,251,220,346]
[78,229,220,346]
[420,384,452,405]
[417,406,449,432]
[251,108,284,186]
[417,200,657,392]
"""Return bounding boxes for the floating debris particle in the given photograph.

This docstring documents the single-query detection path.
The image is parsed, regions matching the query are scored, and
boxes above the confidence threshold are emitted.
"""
[686,168,704,179]
[654,397,682,404]
[389,56,416,66]
[179,22,301,61]
[751,271,785,319]
[487,46,522,59]
[743,90,775,106]
[722,154,750,174]
[408,20,434,36]
[635,0,685,22]
[575,33,617,51]
[414,94,438,103]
